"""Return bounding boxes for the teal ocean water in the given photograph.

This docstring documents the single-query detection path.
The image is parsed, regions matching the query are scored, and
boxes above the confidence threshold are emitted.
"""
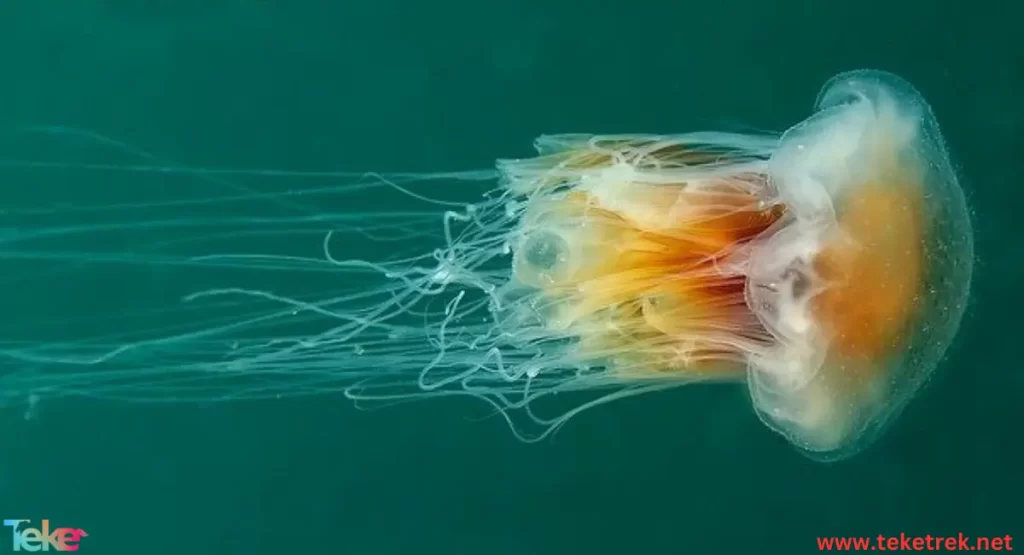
[0,1,1020,554]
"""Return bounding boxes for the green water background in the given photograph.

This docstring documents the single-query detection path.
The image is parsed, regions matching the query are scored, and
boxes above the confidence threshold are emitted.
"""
[0,0,1021,553]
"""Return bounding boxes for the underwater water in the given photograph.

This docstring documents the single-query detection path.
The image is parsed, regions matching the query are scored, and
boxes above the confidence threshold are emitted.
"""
[0,0,1020,553]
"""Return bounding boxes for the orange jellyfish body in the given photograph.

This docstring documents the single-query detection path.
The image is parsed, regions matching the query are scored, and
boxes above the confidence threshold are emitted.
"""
[501,70,972,460]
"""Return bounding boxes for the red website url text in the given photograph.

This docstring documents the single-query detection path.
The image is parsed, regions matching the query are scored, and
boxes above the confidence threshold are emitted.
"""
[818,533,1013,551]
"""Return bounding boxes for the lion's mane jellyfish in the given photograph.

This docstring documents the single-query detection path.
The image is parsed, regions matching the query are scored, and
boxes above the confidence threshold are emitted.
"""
[0,70,973,461]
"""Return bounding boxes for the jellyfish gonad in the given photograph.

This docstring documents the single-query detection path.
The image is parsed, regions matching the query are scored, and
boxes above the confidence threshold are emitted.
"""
[0,69,973,461]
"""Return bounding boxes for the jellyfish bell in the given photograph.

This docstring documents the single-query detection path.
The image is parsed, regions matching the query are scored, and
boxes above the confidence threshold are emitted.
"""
[745,70,974,459]
[491,71,972,460]
[0,70,971,461]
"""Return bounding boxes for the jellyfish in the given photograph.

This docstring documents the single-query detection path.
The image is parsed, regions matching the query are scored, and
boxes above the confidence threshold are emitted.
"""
[0,69,973,461]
